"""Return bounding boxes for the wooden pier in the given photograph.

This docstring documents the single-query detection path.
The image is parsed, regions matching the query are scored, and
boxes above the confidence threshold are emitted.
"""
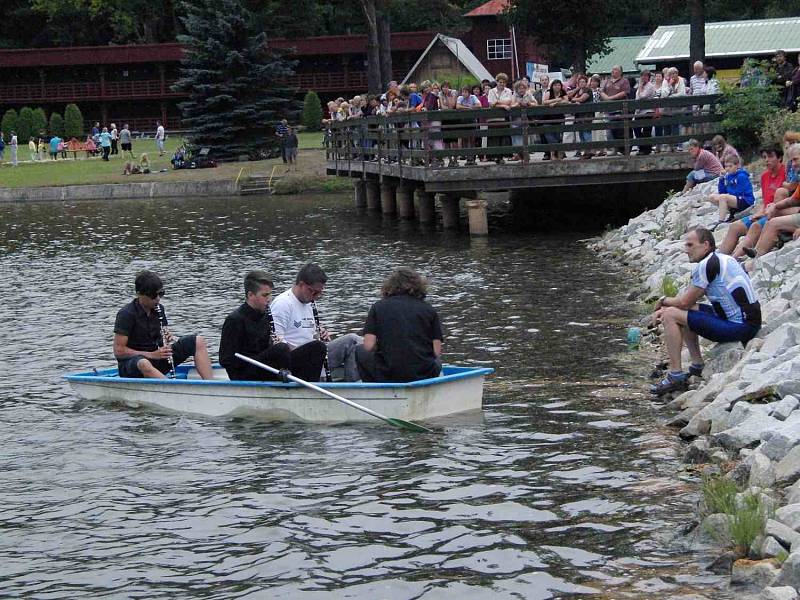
[326,95,723,234]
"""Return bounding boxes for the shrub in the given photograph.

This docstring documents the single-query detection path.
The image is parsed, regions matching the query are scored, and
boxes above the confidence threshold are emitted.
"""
[719,82,781,156]
[660,274,680,298]
[701,474,738,516]
[49,112,65,138]
[1,109,18,137]
[64,104,84,139]
[16,107,34,145]
[729,492,768,556]
[32,107,47,138]
[759,109,800,149]
[301,91,323,131]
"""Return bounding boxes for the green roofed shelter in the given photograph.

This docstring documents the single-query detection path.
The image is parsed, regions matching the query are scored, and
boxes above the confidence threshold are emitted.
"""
[636,17,800,66]
[587,36,654,75]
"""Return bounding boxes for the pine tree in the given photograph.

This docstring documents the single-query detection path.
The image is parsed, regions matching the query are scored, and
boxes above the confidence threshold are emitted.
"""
[1,109,18,137]
[173,0,298,160]
[17,107,34,145]
[32,107,48,138]
[49,112,65,138]
[301,91,323,131]
[64,104,84,139]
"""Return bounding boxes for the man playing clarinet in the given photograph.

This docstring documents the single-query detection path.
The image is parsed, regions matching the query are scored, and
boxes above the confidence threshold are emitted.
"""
[113,270,213,379]
[270,263,363,381]
[219,270,325,381]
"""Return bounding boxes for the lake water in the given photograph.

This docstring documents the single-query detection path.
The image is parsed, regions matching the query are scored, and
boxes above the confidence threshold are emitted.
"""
[0,194,729,598]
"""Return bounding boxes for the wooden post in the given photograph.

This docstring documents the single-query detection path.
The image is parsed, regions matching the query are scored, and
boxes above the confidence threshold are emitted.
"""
[522,109,530,164]
[380,181,397,214]
[465,199,489,236]
[397,185,414,219]
[354,180,367,209]
[440,193,460,229]
[366,180,380,211]
[416,190,436,223]
[622,100,631,157]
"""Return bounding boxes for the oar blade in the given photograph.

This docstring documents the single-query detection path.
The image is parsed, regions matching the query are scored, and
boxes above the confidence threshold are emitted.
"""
[386,418,434,433]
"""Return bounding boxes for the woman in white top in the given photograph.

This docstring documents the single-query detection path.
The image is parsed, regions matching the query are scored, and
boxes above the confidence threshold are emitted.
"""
[660,67,686,151]
[634,70,657,155]
[510,79,537,160]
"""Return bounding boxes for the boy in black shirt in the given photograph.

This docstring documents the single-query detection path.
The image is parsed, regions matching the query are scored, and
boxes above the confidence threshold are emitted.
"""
[113,271,213,379]
[219,270,325,381]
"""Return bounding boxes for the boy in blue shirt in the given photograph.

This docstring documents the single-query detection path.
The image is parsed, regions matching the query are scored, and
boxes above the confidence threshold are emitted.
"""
[709,155,754,225]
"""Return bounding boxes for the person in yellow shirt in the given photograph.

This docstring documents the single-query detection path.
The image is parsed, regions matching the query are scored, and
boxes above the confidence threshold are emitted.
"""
[28,138,37,161]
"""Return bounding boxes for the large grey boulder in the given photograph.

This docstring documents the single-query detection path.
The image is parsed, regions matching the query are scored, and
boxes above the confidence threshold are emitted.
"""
[731,559,780,588]
[760,587,799,600]
[697,513,730,545]
[760,323,800,358]
[772,396,800,421]
[749,452,777,488]
[760,419,800,462]
[775,551,800,589]
[786,479,800,505]
[684,438,713,464]
[760,536,788,559]
[715,412,780,451]
[776,446,800,486]
[776,504,800,532]
[766,519,800,547]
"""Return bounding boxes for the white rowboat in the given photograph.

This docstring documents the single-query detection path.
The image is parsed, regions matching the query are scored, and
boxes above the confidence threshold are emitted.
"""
[65,365,493,423]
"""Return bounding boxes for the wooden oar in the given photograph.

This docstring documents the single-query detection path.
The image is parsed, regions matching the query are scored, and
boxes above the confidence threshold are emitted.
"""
[234,353,433,433]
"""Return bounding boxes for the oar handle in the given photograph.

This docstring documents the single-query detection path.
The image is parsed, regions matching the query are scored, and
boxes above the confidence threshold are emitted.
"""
[234,353,395,425]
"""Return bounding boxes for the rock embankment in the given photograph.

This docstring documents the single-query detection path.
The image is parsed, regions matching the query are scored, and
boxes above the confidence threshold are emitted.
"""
[590,178,800,598]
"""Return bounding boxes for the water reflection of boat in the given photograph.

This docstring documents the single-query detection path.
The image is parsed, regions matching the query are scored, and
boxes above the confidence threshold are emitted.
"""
[65,365,493,423]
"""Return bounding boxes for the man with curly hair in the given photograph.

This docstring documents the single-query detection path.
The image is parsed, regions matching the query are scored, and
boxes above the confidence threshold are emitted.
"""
[356,267,444,383]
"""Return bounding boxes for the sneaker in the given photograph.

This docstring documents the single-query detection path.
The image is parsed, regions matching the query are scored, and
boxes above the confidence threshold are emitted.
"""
[688,363,704,378]
[650,372,690,396]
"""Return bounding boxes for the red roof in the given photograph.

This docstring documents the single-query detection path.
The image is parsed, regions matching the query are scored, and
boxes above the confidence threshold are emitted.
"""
[0,43,184,68]
[464,0,510,17]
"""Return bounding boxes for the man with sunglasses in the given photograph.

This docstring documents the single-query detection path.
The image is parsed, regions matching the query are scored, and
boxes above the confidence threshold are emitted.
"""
[113,270,213,379]
[270,263,363,381]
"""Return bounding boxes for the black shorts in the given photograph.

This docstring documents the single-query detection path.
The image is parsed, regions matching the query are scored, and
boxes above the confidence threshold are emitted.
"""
[117,334,197,377]
[121,142,132,151]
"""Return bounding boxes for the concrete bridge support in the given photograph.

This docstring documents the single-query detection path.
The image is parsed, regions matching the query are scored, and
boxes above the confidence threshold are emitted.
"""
[365,180,380,211]
[380,182,397,215]
[354,180,367,209]
[466,199,489,236]
[416,190,436,224]
[397,185,415,219]
[440,194,460,229]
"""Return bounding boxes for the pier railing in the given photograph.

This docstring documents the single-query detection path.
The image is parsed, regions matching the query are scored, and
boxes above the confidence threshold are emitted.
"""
[325,95,723,169]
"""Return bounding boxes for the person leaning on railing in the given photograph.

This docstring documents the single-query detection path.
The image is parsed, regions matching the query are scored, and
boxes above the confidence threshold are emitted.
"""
[660,67,687,152]
[569,74,594,158]
[633,70,657,155]
[541,79,569,161]
[487,73,513,165]
[510,79,537,162]
[456,84,482,166]
[599,65,631,156]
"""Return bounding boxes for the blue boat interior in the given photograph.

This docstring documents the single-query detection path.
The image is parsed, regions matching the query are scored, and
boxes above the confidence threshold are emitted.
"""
[65,364,494,389]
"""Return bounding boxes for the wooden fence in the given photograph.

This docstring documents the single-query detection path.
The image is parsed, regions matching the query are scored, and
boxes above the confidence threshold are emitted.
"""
[325,95,723,170]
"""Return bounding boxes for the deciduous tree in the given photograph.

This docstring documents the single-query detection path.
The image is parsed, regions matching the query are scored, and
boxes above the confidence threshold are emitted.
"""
[64,104,84,139]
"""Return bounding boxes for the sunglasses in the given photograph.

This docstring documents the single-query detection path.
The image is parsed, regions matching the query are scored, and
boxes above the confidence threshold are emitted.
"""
[143,289,166,299]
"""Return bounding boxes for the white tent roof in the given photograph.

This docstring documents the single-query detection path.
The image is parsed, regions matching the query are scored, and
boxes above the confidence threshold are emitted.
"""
[402,34,493,84]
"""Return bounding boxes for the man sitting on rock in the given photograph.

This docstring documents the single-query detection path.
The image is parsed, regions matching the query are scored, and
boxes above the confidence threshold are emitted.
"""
[683,139,724,193]
[650,227,761,396]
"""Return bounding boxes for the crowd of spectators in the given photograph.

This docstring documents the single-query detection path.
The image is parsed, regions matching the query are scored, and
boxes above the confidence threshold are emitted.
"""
[323,61,722,164]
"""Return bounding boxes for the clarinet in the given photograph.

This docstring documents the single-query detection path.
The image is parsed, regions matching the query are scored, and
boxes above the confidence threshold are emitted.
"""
[155,303,176,379]
[266,308,279,345]
[311,300,333,383]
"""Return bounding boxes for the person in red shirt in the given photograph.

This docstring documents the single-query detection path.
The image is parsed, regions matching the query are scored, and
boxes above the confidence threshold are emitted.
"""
[719,147,786,257]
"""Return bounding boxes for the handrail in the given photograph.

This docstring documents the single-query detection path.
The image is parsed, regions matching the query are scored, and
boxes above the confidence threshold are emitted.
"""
[325,94,724,168]
[235,167,249,190]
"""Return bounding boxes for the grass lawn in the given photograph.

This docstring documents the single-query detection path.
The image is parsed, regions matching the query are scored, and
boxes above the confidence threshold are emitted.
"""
[0,131,328,189]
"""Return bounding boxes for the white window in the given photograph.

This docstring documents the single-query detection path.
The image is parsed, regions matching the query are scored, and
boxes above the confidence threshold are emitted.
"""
[487,39,512,60]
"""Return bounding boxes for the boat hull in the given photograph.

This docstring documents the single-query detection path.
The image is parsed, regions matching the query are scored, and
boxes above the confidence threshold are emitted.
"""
[65,365,493,423]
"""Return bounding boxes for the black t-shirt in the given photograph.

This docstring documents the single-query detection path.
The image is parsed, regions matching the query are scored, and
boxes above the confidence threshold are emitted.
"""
[219,302,275,380]
[363,294,443,382]
[114,299,164,352]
